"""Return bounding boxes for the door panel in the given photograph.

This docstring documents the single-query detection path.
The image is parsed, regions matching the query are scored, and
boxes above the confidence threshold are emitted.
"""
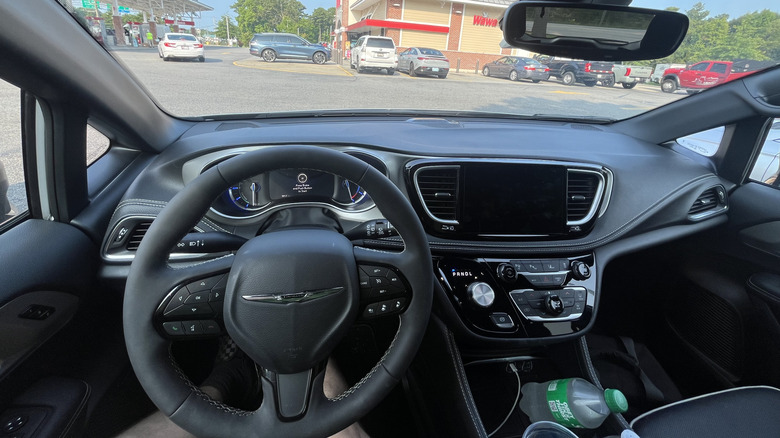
[0,219,97,382]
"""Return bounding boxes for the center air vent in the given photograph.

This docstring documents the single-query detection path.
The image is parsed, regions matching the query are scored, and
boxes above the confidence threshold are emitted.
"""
[688,185,728,220]
[125,221,153,251]
[415,166,460,223]
[567,170,603,225]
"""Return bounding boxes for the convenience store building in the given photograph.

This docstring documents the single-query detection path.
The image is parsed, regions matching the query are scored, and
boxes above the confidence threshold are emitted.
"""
[334,0,529,70]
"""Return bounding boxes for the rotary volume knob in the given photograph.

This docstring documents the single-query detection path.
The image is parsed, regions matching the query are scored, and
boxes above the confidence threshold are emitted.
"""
[466,282,495,308]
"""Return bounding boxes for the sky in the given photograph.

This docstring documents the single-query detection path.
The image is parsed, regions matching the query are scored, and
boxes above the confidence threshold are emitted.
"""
[193,0,778,30]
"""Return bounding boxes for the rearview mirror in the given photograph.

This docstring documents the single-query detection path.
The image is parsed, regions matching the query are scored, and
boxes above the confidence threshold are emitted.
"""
[501,2,689,61]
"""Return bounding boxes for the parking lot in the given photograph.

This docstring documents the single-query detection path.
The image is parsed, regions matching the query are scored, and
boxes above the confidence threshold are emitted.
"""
[114,46,683,118]
[0,45,685,210]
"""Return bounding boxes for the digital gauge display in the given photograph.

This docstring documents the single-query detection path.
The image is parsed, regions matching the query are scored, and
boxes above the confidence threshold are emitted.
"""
[229,177,269,211]
[216,167,374,217]
[269,169,335,200]
[341,180,367,204]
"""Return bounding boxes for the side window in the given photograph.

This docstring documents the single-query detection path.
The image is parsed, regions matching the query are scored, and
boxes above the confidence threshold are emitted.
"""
[749,119,780,185]
[676,126,724,157]
[0,79,28,226]
[711,63,728,74]
[690,63,709,72]
[86,124,110,165]
[292,37,304,45]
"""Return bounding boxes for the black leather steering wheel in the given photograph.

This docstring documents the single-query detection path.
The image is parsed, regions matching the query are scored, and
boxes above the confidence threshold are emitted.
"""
[123,146,433,437]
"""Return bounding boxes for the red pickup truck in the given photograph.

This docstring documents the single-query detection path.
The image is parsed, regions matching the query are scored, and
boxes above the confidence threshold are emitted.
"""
[660,60,770,93]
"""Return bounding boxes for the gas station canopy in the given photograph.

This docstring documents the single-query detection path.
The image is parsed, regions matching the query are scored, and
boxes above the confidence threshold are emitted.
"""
[104,0,213,20]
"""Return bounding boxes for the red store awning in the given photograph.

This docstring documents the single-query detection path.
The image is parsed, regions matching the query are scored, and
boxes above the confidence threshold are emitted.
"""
[346,19,449,34]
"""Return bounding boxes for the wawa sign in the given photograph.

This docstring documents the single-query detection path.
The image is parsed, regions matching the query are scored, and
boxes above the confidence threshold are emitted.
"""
[473,15,499,27]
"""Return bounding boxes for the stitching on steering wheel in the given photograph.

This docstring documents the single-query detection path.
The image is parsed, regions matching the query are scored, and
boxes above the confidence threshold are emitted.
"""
[167,345,254,417]
[329,316,402,402]
[166,253,234,270]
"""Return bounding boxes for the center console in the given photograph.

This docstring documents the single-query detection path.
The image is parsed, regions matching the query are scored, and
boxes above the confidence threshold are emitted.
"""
[437,254,596,339]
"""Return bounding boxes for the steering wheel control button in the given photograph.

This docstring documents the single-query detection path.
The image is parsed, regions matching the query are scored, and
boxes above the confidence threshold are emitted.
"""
[209,276,227,301]
[166,302,213,317]
[183,321,204,335]
[209,289,224,302]
[202,320,221,334]
[186,275,224,293]
[545,295,565,315]
[162,322,186,336]
[467,282,495,308]
[362,297,407,319]
[359,272,370,289]
[386,271,402,286]
[363,303,378,317]
[489,312,515,329]
[184,291,210,304]
[164,288,190,314]
[360,265,389,277]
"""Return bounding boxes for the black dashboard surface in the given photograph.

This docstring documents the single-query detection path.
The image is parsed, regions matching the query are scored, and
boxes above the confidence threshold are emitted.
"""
[101,116,729,345]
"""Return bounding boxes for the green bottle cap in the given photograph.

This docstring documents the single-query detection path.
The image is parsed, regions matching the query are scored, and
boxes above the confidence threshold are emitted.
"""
[604,389,628,413]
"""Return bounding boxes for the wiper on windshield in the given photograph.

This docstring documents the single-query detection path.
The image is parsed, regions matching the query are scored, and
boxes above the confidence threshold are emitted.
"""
[530,114,616,123]
[199,110,616,124]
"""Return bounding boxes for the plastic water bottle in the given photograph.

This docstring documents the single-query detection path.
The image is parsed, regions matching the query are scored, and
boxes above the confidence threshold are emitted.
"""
[519,378,628,429]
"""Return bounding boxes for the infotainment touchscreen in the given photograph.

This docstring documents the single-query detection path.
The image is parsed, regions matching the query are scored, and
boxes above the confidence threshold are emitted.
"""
[461,163,567,236]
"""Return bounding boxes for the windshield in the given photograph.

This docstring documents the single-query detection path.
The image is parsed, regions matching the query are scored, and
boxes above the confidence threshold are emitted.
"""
[62,0,778,120]
[366,38,394,49]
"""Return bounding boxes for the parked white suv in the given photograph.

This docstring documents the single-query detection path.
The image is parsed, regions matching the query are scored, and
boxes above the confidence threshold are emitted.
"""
[350,36,397,75]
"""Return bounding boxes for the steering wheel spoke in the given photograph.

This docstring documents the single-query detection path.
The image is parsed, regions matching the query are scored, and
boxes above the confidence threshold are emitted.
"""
[262,366,325,420]
[354,247,413,320]
[154,257,234,339]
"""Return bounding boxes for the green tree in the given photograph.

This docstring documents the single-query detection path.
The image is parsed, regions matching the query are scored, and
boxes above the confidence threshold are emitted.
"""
[307,7,334,42]
[651,3,780,65]
[232,0,319,45]
[216,14,239,40]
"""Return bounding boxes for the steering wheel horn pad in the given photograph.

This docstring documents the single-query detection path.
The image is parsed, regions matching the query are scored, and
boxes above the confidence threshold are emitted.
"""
[224,229,359,374]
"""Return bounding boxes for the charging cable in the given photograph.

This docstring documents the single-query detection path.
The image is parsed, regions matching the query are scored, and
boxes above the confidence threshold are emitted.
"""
[487,362,522,437]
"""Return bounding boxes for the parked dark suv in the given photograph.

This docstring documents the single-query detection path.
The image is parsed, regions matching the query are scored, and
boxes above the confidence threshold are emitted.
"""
[249,33,331,64]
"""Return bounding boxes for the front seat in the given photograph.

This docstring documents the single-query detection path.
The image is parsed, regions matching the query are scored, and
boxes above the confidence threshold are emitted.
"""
[630,386,780,437]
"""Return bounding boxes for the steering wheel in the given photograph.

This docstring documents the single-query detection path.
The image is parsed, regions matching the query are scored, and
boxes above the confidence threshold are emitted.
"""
[123,146,433,437]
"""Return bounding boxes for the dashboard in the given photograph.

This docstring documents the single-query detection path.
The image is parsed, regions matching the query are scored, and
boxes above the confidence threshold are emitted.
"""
[100,116,730,347]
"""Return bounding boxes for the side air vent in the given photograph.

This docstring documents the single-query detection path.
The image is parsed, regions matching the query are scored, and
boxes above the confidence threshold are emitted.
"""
[126,221,153,251]
[688,186,728,220]
[567,170,603,225]
[415,166,460,223]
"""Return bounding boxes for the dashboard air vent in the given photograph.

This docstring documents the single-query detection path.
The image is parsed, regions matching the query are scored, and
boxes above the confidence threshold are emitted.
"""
[688,186,728,220]
[416,166,459,222]
[567,171,600,223]
[125,221,152,251]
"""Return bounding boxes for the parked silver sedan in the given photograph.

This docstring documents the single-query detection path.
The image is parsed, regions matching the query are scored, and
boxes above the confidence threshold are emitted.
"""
[482,56,550,82]
[398,47,450,79]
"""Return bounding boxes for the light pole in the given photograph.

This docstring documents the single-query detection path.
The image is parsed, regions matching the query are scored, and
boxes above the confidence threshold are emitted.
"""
[226,15,231,46]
